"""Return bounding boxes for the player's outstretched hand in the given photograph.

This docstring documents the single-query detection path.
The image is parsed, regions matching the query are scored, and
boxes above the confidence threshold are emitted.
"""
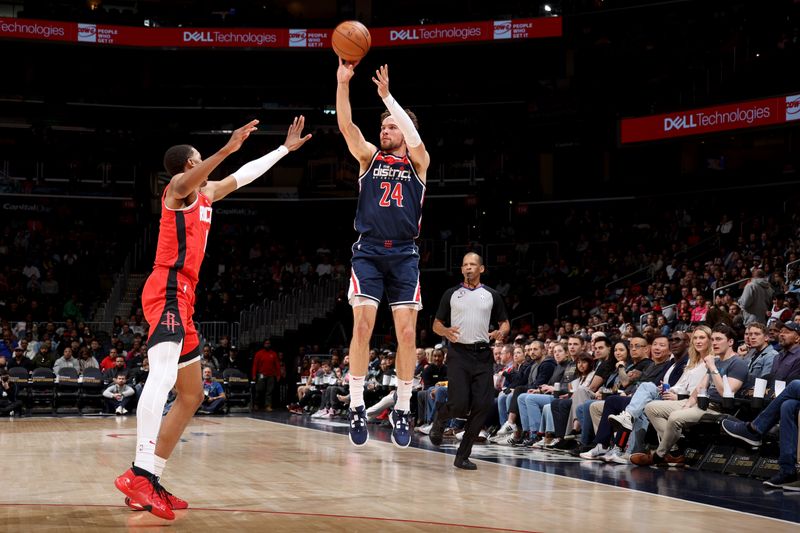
[225,119,259,153]
[337,57,358,84]
[282,116,313,152]
[372,64,390,99]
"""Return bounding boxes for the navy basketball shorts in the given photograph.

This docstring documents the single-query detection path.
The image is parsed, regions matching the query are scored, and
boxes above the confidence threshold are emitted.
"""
[348,238,422,310]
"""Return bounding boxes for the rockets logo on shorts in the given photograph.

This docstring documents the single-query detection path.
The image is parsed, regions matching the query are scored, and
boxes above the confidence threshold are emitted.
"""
[160,311,181,334]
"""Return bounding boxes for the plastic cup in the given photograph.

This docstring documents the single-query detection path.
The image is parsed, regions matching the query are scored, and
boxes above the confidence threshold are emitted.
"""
[697,394,709,410]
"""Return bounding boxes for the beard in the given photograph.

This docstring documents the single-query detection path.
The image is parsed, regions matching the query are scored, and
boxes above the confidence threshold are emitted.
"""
[380,138,401,151]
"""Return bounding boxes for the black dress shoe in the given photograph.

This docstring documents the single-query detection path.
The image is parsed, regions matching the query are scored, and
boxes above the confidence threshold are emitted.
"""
[454,457,477,470]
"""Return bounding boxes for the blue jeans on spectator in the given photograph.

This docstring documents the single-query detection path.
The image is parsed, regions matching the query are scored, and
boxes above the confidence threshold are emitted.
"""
[626,382,660,418]
[427,385,448,423]
[540,402,555,434]
[577,399,598,445]
[199,398,225,414]
[751,379,800,475]
[106,396,131,413]
[519,393,555,433]
[498,390,513,426]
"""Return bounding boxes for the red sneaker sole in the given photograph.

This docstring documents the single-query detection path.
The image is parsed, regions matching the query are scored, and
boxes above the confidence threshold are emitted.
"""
[126,495,188,511]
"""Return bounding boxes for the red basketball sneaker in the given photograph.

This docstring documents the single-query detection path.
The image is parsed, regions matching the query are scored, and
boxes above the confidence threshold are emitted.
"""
[114,466,175,520]
[125,489,188,511]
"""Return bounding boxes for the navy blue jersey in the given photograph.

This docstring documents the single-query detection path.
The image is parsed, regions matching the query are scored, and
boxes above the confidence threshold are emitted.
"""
[354,151,425,241]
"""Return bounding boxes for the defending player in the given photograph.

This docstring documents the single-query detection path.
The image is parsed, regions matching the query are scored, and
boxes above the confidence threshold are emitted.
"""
[114,117,311,520]
[336,59,431,448]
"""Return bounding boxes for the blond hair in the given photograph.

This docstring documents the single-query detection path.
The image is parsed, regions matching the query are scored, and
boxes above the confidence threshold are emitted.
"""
[687,325,712,368]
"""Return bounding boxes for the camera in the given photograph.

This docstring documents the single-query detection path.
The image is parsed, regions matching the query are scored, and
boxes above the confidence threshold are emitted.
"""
[1,375,9,382]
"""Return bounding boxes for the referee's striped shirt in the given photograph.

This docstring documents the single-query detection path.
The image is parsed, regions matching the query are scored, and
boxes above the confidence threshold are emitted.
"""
[436,283,508,344]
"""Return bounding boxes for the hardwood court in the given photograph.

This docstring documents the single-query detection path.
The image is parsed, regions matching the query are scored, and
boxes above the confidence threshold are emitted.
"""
[1,416,796,532]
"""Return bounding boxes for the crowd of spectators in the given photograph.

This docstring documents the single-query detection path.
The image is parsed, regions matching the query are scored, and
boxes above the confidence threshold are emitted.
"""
[281,315,799,489]
[0,314,248,417]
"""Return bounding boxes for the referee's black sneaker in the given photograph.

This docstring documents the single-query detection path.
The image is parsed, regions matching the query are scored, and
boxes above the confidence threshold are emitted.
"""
[454,457,477,470]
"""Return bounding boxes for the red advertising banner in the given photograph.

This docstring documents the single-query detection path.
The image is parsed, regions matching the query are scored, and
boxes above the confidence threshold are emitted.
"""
[370,17,562,46]
[0,16,561,49]
[621,94,800,144]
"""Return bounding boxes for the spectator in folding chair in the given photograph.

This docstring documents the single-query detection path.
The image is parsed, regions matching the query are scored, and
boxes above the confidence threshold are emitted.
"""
[723,379,800,491]
[417,348,447,427]
[199,344,220,371]
[0,369,23,417]
[633,324,746,467]
[307,360,337,416]
[103,355,128,383]
[78,347,99,373]
[288,359,321,414]
[198,366,225,415]
[32,343,55,370]
[212,336,233,364]
[103,374,135,415]
[219,346,248,375]
[53,347,81,374]
[100,348,122,372]
[8,346,33,373]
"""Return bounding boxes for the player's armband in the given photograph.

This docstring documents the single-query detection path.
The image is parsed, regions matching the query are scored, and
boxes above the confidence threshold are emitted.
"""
[232,145,289,189]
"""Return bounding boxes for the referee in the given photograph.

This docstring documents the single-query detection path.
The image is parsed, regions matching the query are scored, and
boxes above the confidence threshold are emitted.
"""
[430,252,510,470]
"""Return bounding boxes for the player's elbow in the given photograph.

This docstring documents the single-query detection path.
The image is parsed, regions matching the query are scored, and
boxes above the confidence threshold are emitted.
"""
[337,120,355,135]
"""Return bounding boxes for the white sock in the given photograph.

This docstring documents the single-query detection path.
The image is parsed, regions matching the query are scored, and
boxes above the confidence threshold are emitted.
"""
[396,380,413,412]
[154,455,167,478]
[134,438,156,474]
[133,341,180,475]
[349,375,365,409]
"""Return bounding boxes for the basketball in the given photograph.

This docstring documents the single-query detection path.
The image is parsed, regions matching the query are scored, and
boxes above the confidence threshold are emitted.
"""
[332,20,371,62]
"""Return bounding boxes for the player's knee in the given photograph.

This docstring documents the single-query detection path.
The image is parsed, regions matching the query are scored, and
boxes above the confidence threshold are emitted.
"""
[395,324,416,347]
[352,320,373,342]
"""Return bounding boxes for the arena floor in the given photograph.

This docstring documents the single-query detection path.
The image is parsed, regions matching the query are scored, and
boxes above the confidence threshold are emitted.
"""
[2,414,798,532]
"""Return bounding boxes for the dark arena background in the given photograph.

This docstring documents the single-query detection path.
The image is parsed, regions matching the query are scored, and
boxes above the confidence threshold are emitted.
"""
[1,0,799,531]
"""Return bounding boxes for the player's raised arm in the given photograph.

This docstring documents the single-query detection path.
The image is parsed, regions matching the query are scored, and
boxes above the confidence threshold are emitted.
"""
[203,116,312,203]
[372,64,430,176]
[336,58,377,167]
[169,119,259,200]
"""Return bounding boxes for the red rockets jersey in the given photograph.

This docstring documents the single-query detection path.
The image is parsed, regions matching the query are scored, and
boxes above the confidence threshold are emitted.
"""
[152,187,212,288]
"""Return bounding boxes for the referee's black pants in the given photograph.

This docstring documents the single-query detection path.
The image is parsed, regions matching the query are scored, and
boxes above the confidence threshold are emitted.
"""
[435,343,494,461]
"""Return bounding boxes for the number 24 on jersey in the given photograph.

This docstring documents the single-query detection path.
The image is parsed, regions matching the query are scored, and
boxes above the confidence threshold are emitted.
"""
[378,182,404,207]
